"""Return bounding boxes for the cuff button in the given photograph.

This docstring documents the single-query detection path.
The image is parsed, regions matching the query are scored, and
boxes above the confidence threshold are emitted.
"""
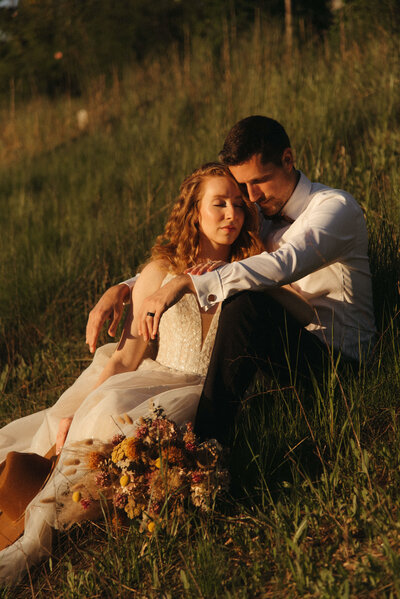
[207,294,217,302]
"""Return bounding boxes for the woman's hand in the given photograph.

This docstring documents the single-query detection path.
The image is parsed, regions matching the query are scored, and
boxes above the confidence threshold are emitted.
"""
[55,417,73,455]
[137,274,195,341]
[185,261,227,275]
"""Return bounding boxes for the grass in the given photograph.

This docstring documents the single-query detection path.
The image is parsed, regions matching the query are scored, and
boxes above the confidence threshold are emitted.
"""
[1,12,400,598]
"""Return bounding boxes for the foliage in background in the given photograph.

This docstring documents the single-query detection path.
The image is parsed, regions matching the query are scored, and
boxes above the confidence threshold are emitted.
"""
[1,0,399,98]
[0,5,399,597]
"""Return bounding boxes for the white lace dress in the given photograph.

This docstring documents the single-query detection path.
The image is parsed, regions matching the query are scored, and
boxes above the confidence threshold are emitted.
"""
[0,277,220,584]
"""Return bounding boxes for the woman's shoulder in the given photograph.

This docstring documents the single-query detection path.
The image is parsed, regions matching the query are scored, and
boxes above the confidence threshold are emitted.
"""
[140,259,171,277]
[135,259,172,292]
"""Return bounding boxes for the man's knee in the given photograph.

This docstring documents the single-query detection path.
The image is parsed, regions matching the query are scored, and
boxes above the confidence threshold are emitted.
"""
[220,290,286,327]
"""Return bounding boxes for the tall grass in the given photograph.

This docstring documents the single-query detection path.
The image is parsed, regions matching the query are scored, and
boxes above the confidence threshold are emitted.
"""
[1,14,399,597]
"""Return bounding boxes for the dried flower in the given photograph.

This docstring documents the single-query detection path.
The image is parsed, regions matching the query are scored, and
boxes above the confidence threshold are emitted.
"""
[111,441,127,463]
[191,471,204,484]
[112,434,125,446]
[124,437,142,461]
[120,474,130,487]
[94,470,111,488]
[161,445,185,466]
[61,407,228,530]
[80,498,92,510]
[88,451,106,470]
[113,491,128,509]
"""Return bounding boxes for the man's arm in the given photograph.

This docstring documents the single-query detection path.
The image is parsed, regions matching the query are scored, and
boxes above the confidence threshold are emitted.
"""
[85,283,131,353]
[86,275,140,353]
[95,262,168,386]
[190,195,360,308]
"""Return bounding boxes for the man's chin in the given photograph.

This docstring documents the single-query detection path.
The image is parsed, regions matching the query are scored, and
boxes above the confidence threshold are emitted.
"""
[260,207,279,218]
[257,200,276,218]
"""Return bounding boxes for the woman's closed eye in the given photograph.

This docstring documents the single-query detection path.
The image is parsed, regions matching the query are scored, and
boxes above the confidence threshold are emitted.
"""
[212,202,244,209]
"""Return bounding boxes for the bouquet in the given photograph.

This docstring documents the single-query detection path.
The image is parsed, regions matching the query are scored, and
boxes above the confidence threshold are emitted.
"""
[57,406,229,532]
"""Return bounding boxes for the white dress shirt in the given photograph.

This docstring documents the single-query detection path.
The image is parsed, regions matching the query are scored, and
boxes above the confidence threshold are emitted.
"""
[189,172,376,361]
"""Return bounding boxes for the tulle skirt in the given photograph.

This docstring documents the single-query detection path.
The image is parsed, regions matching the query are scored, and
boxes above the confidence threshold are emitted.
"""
[0,343,204,584]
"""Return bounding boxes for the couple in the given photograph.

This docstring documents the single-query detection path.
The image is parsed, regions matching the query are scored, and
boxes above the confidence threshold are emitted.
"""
[0,116,376,582]
[87,115,377,442]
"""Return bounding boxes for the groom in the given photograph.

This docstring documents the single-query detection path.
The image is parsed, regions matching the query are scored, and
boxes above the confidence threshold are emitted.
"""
[86,116,376,443]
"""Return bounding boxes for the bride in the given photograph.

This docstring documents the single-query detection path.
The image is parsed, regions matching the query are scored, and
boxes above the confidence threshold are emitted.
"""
[0,163,313,584]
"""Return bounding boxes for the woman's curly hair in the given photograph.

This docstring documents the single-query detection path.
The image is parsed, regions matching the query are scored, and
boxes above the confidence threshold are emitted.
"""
[150,162,264,272]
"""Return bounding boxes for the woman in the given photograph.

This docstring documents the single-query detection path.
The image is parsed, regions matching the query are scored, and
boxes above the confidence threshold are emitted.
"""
[0,163,313,583]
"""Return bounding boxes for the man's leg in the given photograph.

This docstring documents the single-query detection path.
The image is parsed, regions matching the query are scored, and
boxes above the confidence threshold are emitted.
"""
[194,291,330,443]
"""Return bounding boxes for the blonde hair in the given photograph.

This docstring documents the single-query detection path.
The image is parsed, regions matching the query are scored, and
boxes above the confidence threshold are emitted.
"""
[150,162,264,273]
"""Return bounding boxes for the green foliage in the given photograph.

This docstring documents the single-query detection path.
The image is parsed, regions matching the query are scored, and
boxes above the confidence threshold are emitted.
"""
[0,0,270,97]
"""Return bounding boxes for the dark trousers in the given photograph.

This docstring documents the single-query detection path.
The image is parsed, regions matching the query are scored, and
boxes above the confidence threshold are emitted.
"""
[194,291,334,444]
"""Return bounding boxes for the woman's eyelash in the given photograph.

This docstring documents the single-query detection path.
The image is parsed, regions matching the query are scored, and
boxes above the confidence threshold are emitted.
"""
[212,203,244,207]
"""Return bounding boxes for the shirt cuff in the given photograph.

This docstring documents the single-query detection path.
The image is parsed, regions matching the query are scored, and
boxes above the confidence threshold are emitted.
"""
[120,275,139,289]
[189,271,225,309]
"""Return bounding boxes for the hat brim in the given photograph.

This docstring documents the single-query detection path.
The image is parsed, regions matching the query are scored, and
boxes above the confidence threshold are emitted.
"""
[0,510,25,551]
[0,446,58,551]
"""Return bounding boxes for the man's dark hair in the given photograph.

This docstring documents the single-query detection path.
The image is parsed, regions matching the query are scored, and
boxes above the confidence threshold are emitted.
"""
[219,115,291,166]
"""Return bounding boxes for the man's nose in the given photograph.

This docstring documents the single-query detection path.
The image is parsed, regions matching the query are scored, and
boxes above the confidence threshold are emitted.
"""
[247,184,260,203]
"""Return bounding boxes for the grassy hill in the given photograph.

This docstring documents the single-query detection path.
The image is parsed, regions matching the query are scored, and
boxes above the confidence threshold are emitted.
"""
[0,14,399,598]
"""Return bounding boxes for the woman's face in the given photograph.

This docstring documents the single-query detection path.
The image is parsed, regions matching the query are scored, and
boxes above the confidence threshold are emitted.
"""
[197,176,245,251]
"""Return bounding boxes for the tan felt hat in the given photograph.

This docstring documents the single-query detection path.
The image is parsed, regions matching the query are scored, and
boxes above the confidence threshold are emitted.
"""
[0,448,57,551]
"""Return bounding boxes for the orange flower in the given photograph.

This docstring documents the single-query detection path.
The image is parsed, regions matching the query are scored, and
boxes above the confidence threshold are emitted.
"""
[88,451,105,470]
[54,51,63,60]
[161,445,185,466]
[124,438,142,461]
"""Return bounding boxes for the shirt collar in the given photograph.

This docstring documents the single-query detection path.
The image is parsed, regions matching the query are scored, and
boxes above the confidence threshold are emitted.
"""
[281,170,312,222]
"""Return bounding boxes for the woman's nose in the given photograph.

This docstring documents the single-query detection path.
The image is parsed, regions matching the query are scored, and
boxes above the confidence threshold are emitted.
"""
[224,204,235,219]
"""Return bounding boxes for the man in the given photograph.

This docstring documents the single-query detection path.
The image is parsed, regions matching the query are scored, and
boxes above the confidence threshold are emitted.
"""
[86,116,376,443]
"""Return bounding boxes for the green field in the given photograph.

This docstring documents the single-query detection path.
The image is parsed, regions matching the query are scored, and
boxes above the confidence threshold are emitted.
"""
[1,11,400,598]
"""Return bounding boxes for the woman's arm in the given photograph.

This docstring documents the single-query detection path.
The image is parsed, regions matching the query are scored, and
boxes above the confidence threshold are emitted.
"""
[56,260,168,454]
[56,261,169,453]
[267,285,314,326]
[94,260,169,388]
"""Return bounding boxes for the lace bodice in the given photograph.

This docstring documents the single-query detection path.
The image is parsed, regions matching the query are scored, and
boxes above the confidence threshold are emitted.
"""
[156,274,220,376]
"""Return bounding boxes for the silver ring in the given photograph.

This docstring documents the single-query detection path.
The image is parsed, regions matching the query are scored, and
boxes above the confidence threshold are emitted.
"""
[147,312,155,317]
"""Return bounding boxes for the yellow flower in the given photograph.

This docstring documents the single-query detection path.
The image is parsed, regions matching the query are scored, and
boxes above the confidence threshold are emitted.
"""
[111,441,127,463]
[120,474,129,487]
[148,521,155,533]
[72,491,81,503]
[154,457,161,469]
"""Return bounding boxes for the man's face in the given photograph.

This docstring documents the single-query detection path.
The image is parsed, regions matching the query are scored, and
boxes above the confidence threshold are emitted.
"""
[229,149,297,217]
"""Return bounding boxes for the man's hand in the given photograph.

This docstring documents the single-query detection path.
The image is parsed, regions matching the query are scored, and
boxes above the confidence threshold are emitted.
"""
[86,284,130,353]
[185,260,227,275]
[137,274,194,341]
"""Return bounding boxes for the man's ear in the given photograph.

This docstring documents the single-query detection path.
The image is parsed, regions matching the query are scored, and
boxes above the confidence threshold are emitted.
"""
[281,147,294,172]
